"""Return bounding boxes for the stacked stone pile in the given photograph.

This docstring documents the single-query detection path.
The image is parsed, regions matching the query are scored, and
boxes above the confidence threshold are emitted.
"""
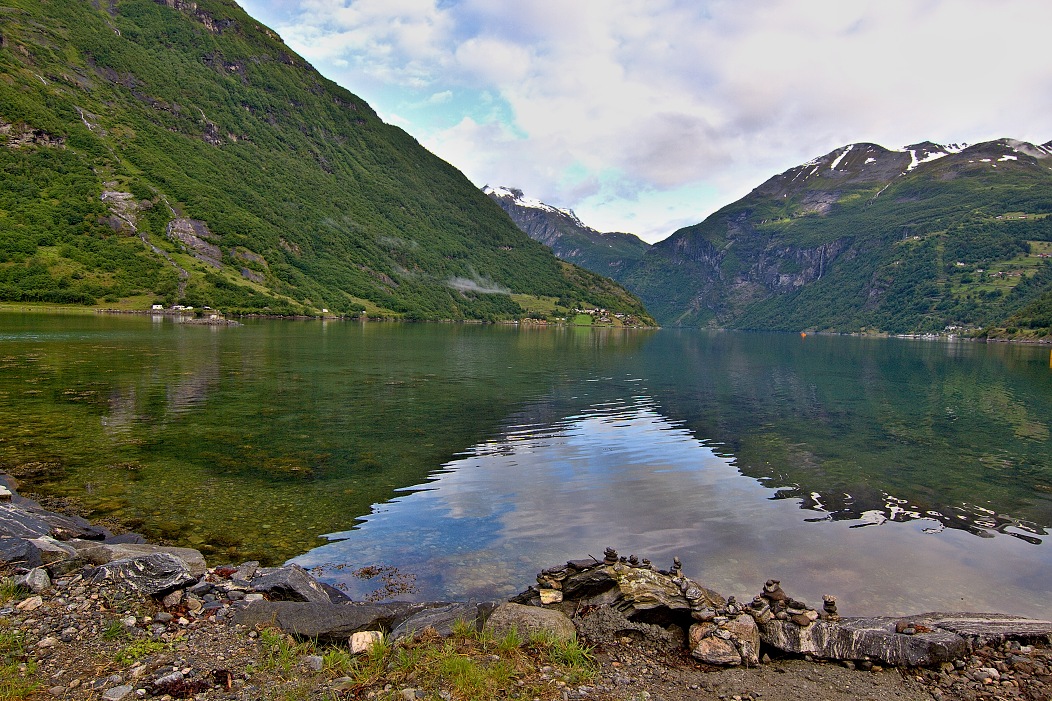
[515,547,1052,669]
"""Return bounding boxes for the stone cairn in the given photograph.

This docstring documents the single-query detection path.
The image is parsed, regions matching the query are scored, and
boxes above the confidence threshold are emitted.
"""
[518,548,902,668]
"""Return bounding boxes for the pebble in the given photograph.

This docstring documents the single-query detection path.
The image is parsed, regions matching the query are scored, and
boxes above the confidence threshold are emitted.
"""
[102,685,133,700]
[16,595,43,612]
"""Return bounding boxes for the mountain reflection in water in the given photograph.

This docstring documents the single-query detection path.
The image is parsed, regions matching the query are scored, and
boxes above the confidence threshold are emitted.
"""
[294,399,1052,618]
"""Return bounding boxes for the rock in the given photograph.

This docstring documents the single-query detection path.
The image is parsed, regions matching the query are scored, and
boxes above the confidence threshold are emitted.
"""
[162,589,183,609]
[249,565,334,604]
[302,655,324,671]
[233,601,448,642]
[758,616,970,666]
[724,614,761,665]
[692,635,742,666]
[350,631,384,654]
[916,612,1052,645]
[17,567,51,593]
[610,564,692,611]
[15,595,43,611]
[78,543,206,577]
[28,536,78,566]
[0,536,42,568]
[0,501,108,541]
[485,602,577,643]
[90,553,196,596]
[539,589,563,604]
[0,504,55,539]
[103,533,148,545]
[101,685,133,700]
[390,602,498,641]
[234,561,259,583]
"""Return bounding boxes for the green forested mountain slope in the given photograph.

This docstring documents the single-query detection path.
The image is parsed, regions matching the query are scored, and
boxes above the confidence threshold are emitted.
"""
[483,186,650,278]
[0,0,651,322]
[625,140,1052,335]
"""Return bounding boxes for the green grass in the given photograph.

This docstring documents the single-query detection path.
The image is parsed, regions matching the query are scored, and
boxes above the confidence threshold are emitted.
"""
[0,0,654,323]
[0,627,40,700]
[114,638,169,665]
[0,579,28,605]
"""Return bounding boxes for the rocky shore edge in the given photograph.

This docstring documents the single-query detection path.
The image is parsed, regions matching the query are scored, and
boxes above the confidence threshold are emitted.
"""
[2,471,1051,701]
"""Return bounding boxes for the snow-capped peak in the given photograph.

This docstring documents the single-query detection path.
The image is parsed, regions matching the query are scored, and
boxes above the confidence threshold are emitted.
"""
[483,185,585,224]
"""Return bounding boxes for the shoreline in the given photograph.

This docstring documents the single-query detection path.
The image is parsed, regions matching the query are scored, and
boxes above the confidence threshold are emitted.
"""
[3,472,1052,700]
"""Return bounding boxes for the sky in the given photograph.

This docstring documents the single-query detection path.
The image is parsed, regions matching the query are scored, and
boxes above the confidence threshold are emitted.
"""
[237,0,1052,243]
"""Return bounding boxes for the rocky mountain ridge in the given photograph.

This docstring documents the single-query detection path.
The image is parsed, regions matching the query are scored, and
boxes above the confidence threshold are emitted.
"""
[624,137,1052,333]
[484,186,651,279]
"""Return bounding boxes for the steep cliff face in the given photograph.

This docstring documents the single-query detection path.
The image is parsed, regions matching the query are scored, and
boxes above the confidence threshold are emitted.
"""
[627,139,1052,332]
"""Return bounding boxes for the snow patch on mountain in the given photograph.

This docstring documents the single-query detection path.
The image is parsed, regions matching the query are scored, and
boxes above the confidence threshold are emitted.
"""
[483,185,585,225]
[830,144,854,171]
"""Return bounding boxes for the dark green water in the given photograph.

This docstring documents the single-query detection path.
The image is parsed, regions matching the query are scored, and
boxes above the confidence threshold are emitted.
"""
[2,314,1050,616]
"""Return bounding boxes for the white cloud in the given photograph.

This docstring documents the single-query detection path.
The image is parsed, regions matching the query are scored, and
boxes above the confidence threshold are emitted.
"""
[241,0,1052,243]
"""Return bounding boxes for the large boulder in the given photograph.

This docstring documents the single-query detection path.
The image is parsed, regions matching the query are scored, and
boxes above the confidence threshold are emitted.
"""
[758,616,970,666]
[485,602,577,643]
[76,543,206,577]
[28,536,78,565]
[914,612,1052,645]
[0,501,108,541]
[233,601,447,642]
[390,602,499,641]
[689,614,760,666]
[90,553,196,596]
[248,565,334,604]
[0,536,43,569]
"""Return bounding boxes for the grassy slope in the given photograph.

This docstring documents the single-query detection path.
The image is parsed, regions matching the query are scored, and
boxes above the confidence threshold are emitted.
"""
[0,0,652,322]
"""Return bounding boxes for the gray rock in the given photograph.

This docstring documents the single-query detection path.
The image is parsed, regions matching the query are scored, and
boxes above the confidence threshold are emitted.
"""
[77,543,206,577]
[90,553,196,596]
[0,536,42,568]
[17,567,50,593]
[233,601,448,642]
[249,564,335,604]
[102,685,133,701]
[103,533,148,545]
[485,602,577,643]
[915,612,1052,645]
[0,501,108,541]
[758,616,970,666]
[390,602,499,641]
[0,503,52,539]
[28,536,77,564]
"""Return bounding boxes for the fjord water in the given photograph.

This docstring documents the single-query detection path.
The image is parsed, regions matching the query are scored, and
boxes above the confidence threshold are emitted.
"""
[2,314,1050,617]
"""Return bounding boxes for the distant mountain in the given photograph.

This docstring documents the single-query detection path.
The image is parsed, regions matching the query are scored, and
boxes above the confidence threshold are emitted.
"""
[484,186,650,278]
[0,0,652,323]
[624,139,1052,336]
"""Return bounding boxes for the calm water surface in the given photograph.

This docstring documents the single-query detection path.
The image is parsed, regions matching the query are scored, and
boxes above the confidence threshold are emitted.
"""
[1,313,1050,617]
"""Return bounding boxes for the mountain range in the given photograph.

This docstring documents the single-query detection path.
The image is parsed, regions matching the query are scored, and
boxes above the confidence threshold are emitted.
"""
[492,140,1052,336]
[0,0,652,324]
